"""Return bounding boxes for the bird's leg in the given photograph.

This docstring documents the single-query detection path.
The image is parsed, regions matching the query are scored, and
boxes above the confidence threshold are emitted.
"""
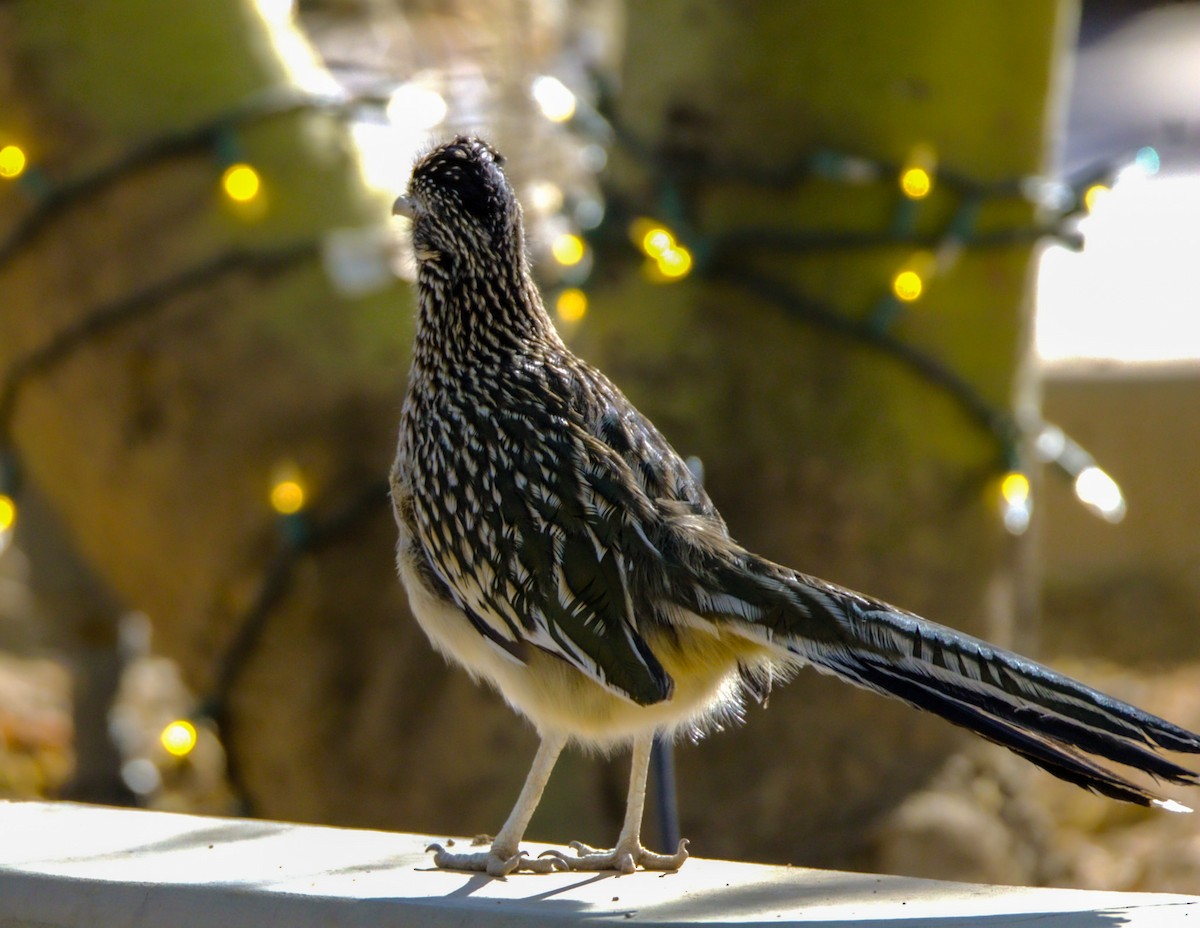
[428,731,568,876]
[553,732,689,873]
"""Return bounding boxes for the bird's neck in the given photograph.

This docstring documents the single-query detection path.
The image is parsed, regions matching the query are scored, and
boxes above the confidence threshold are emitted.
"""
[410,253,561,378]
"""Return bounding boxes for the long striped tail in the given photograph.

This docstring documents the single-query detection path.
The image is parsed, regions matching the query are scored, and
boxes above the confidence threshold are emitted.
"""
[692,550,1200,809]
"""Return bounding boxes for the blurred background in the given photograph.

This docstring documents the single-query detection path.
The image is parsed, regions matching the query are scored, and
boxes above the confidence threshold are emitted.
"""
[0,0,1198,893]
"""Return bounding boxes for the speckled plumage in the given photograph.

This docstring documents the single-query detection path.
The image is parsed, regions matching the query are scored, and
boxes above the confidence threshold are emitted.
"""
[390,137,1200,875]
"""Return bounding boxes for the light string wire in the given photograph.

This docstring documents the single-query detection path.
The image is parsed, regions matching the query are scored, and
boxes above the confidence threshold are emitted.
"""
[197,478,390,814]
[0,85,387,266]
[577,104,1127,527]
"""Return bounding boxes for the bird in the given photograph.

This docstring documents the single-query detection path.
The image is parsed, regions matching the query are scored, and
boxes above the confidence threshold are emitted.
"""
[389,136,1200,877]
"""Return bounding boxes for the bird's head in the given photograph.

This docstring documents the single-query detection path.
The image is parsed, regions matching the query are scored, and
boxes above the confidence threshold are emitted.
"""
[394,137,523,272]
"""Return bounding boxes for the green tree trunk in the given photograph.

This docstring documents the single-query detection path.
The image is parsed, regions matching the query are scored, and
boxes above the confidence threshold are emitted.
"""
[0,0,424,824]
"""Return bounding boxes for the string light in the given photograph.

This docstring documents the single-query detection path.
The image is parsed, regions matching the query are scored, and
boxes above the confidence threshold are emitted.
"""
[255,0,295,21]
[0,493,14,555]
[654,244,693,280]
[1083,183,1109,213]
[1073,465,1126,523]
[1134,146,1161,176]
[575,196,604,230]
[892,269,923,302]
[121,758,161,795]
[555,288,588,323]
[1031,423,1126,525]
[0,144,27,179]
[551,232,586,267]
[890,251,936,303]
[899,144,936,200]
[221,163,262,203]
[532,75,576,123]
[270,466,306,515]
[1034,422,1067,462]
[1001,471,1030,504]
[640,226,674,258]
[160,719,198,758]
[0,494,15,534]
[998,471,1032,535]
[630,219,694,282]
[386,82,447,131]
[528,181,564,214]
[900,167,932,199]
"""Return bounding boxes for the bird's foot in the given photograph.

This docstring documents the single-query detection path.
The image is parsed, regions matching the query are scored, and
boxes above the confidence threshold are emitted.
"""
[542,838,689,873]
[427,841,567,876]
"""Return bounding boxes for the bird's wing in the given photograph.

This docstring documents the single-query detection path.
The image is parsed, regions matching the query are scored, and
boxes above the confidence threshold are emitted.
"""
[413,360,686,707]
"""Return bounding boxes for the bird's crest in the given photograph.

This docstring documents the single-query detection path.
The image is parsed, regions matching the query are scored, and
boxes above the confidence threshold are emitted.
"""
[407,136,516,239]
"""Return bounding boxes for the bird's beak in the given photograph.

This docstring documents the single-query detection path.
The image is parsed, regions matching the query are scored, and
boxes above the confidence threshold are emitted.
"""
[392,195,414,219]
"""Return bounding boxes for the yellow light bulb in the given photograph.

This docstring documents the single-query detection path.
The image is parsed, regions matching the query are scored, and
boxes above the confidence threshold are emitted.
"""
[270,479,305,515]
[998,471,1032,535]
[891,250,936,303]
[892,269,923,302]
[160,719,198,758]
[656,245,693,280]
[222,163,261,203]
[556,288,588,323]
[0,494,15,532]
[0,145,27,179]
[899,144,936,199]
[1000,471,1030,506]
[642,228,676,259]
[900,167,932,199]
[1083,183,1109,213]
[551,232,585,267]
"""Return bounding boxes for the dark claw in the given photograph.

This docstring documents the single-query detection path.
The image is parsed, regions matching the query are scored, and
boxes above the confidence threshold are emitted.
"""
[534,850,570,871]
[496,850,526,876]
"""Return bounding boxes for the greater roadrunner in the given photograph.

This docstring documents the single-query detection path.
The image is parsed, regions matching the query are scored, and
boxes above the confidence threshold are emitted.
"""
[390,136,1199,876]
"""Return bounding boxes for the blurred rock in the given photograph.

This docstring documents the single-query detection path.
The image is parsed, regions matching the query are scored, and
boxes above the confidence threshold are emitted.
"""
[0,548,38,654]
[874,791,1030,885]
[0,653,73,798]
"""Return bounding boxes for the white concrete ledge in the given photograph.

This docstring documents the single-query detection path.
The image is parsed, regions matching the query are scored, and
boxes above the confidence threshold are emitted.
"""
[0,800,1197,927]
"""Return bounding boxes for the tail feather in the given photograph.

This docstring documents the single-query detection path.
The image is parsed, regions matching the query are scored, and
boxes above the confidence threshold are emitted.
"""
[824,648,1169,805]
[862,654,1200,785]
[690,550,1200,808]
[838,601,1200,758]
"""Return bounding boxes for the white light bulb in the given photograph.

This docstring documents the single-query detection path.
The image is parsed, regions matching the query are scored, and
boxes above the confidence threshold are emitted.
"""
[1033,424,1066,462]
[1073,466,1126,523]
[528,181,564,213]
[255,0,294,21]
[387,83,448,131]
[532,75,576,122]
